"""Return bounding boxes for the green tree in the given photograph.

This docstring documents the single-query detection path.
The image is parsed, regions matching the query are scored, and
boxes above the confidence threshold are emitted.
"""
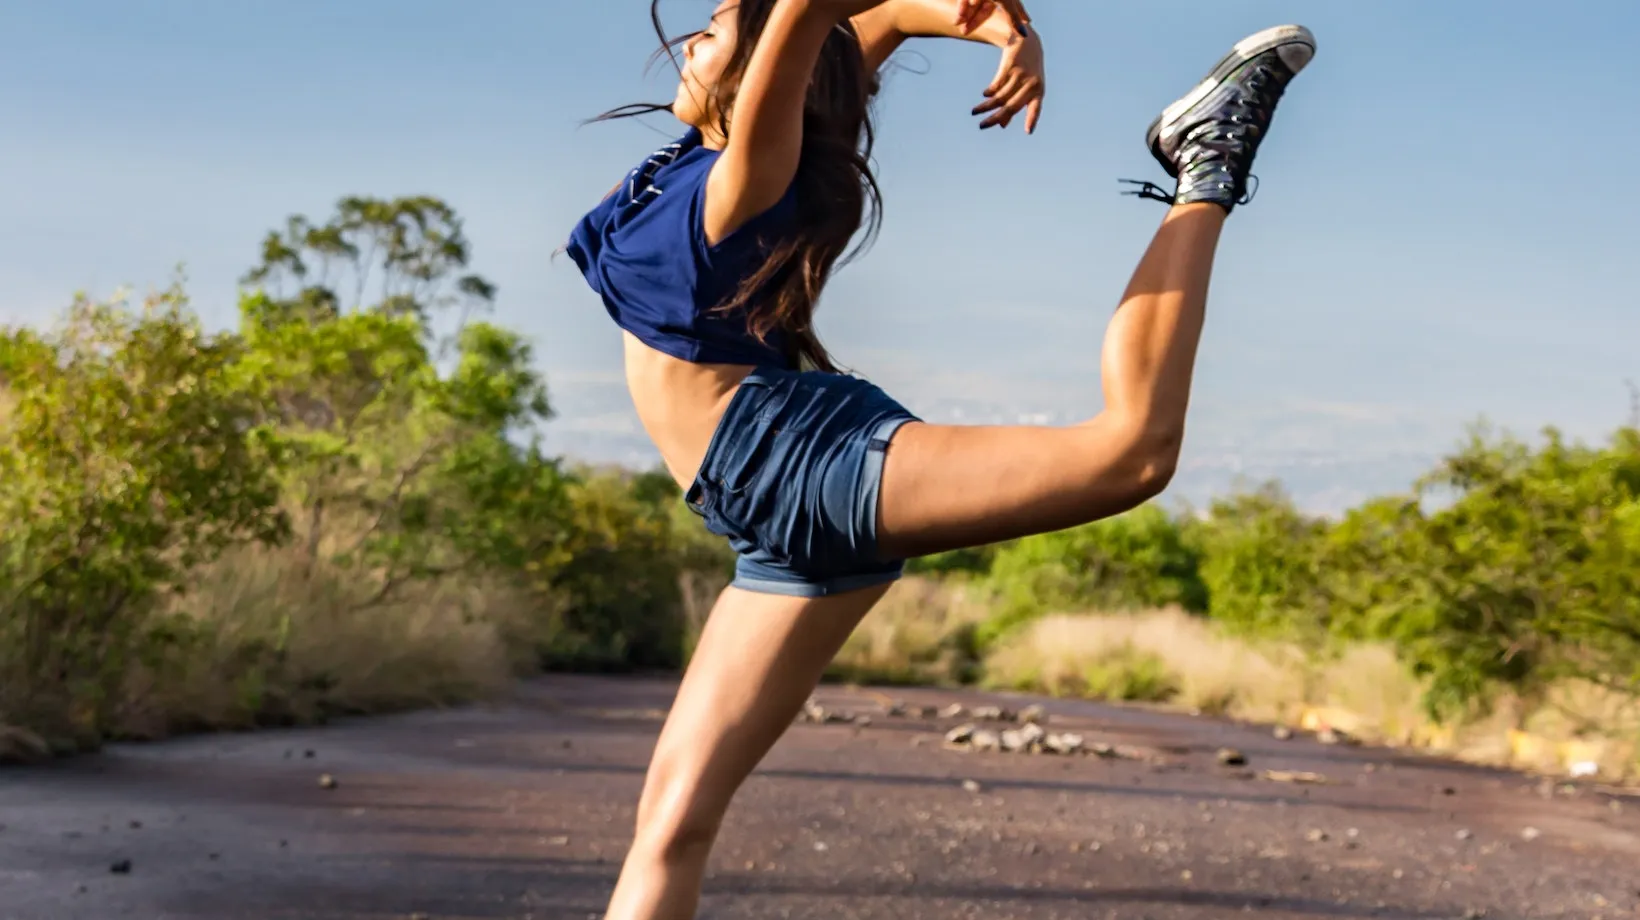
[241,195,495,333]
[232,196,568,608]
[0,286,287,742]
[1337,424,1640,718]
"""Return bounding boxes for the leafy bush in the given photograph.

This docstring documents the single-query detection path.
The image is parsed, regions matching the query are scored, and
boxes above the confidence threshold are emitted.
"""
[975,503,1206,647]
[530,468,732,671]
[1186,483,1329,641]
[1327,424,1640,719]
[0,288,287,745]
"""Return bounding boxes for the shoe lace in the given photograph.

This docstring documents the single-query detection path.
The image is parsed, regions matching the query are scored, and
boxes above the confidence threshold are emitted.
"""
[1118,173,1259,206]
[1117,179,1174,204]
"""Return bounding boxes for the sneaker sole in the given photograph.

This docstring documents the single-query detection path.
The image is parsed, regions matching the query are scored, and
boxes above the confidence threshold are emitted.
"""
[1145,24,1317,173]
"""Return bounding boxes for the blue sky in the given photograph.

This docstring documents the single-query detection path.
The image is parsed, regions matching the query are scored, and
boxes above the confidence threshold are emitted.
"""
[3,1,1638,512]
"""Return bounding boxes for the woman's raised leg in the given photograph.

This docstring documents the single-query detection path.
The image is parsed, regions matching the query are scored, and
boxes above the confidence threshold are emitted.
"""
[601,581,892,920]
[878,24,1316,558]
[879,201,1223,556]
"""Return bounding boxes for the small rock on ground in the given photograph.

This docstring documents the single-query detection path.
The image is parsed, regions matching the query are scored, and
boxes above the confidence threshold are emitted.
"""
[1044,732,1085,755]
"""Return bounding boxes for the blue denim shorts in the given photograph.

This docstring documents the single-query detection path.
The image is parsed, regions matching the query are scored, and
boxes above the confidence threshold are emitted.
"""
[684,367,920,597]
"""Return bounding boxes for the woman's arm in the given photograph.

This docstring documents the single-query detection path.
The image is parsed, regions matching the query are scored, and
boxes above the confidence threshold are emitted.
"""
[852,0,1046,133]
[851,0,1021,73]
[705,0,1032,246]
[702,0,839,247]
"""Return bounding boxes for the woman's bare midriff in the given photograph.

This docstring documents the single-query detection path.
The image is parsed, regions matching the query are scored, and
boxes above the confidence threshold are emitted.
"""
[622,331,754,490]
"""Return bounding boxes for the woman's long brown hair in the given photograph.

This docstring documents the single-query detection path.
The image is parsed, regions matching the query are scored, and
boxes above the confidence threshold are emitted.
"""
[593,1,883,373]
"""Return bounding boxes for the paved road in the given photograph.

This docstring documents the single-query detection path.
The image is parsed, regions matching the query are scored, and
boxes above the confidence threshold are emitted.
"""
[2,675,1637,920]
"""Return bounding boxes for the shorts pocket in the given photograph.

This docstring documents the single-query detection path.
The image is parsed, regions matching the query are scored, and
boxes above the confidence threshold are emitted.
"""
[712,423,779,495]
[718,436,807,568]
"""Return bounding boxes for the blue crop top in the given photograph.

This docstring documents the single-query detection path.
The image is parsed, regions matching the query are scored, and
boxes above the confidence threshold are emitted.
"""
[565,128,800,368]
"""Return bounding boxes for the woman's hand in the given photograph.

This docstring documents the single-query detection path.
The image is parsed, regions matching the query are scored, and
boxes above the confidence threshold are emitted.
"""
[846,0,1043,130]
[971,16,1045,133]
[954,0,1031,36]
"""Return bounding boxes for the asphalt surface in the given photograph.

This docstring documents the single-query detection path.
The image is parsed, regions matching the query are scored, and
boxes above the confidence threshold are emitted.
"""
[2,675,1637,920]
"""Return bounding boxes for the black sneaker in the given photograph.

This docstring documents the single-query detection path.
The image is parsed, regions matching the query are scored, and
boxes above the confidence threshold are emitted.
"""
[1121,25,1316,212]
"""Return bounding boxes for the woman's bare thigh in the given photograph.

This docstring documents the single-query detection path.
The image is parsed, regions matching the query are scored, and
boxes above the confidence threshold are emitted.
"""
[875,414,1169,559]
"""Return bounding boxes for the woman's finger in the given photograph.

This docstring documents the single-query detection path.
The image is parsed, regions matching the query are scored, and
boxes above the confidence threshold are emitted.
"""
[976,72,1022,119]
[982,79,1037,130]
[980,101,1016,129]
[1024,96,1043,134]
[972,93,1005,115]
[984,53,1015,96]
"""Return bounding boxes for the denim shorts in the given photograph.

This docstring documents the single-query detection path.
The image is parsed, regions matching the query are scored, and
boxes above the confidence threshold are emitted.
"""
[684,367,920,598]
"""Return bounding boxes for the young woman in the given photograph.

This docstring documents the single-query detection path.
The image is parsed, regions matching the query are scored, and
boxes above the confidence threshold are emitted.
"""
[563,1,1316,916]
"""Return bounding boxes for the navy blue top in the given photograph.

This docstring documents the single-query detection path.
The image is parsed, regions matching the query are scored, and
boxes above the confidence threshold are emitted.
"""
[565,128,799,368]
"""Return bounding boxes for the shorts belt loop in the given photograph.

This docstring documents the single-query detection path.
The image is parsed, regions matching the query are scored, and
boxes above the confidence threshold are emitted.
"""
[866,416,911,453]
[684,481,710,516]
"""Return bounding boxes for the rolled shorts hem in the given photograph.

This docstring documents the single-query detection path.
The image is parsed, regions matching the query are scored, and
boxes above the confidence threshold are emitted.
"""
[857,415,915,549]
[728,565,904,598]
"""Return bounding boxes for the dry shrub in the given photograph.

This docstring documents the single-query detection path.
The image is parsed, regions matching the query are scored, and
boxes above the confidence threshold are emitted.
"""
[678,568,733,664]
[114,543,531,739]
[828,577,992,686]
[973,607,1640,780]
[982,608,1304,714]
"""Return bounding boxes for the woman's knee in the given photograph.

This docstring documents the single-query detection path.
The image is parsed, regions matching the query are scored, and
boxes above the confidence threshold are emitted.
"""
[633,756,729,858]
[634,800,723,863]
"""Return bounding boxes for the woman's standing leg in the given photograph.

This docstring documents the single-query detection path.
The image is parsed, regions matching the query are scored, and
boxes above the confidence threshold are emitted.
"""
[601,582,892,920]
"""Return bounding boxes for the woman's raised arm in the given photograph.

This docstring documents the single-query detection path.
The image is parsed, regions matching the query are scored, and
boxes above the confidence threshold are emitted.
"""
[851,0,1045,132]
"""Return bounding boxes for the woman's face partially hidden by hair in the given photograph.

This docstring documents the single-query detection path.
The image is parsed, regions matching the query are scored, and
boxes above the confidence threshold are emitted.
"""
[673,1,741,135]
